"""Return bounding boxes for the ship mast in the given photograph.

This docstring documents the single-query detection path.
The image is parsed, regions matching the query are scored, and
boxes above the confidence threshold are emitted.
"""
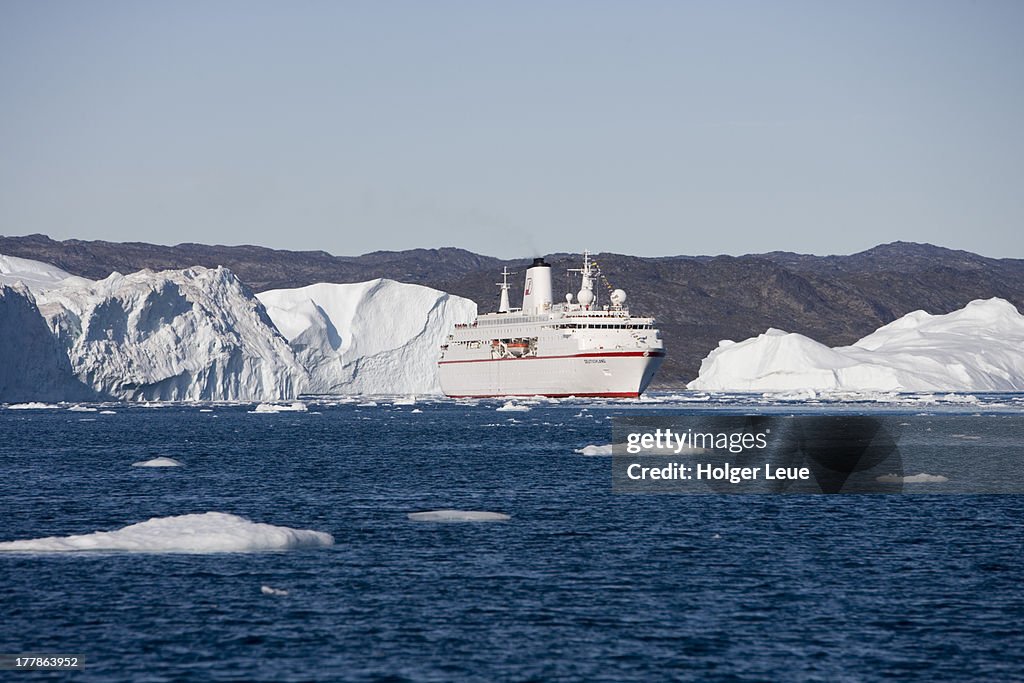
[567,250,597,309]
[496,266,515,313]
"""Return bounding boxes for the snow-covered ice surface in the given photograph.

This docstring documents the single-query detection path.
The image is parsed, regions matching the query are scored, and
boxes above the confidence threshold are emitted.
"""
[689,299,1024,393]
[407,510,510,522]
[35,266,308,401]
[257,279,476,395]
[131,457,184,467]
[0,253,79,293]
[0,512,334,553]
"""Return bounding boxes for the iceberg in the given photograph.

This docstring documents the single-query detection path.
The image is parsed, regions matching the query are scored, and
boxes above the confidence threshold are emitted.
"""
[3,253,479,399]
[35,266,308,401]
[0,512,334,553]
[688,299,1024,392]
[257,279,476,395]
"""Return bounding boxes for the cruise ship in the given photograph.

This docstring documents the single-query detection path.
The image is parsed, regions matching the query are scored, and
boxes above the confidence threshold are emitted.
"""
[438,252,665,398]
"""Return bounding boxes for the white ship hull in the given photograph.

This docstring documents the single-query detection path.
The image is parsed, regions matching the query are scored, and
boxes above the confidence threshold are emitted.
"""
[439,350,665,398]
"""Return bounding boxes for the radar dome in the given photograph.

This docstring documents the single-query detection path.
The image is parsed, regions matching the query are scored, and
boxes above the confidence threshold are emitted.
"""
[578,289,595,306]
[565,293,573,302]
[610,289,627,306]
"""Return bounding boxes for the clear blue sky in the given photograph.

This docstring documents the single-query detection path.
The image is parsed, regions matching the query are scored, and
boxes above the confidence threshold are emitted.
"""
[2,0,1021,259]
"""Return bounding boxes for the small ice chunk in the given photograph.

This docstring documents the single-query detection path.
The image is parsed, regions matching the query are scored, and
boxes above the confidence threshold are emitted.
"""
[411,408,423,413]
[99,410,117,415]
[357,401,378,407]
[407,510,510,522]
[496,401,530,412]
[251,402,307,413]
[67,405,97,412]
[132,457,184,468]
[261,585,289,596]
[0,512,334,553]
[876,473,949,484]
[393,395,417,405]
[574,444,614,456]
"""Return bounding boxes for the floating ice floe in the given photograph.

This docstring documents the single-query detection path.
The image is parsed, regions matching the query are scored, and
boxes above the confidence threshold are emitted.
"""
[99,410,117,415]
[411,408,423,413]
[0,512,334,553]
[251,401,308,413]
[7,402,59,410]
[261,585,289,597]
[574,444,615,456]
[393,395,417,405]
[407,510,510,522]
[876,473,949,484]
[67,405,97,412]
[357,401,378,407]
[131,457,184,467]
[496,401,530,412]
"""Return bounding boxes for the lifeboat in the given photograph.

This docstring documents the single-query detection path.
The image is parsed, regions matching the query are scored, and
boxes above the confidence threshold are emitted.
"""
[507,340,530,357]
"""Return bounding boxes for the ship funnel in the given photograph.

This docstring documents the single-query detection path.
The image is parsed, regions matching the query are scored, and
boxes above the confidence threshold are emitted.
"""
[522,257,553,314]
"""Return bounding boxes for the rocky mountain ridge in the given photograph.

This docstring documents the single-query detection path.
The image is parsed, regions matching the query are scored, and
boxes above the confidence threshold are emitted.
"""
[3,234,1022,386]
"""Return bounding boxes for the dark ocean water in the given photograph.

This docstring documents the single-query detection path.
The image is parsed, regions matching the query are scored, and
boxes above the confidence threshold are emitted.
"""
[1,397,1022,682]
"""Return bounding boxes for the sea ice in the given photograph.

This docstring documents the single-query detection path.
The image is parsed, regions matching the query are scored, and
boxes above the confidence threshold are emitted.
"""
[0,512,334,553]
[407,510,511,522]
[6,402,59,410]
[131,457,184,467]
[261,585,289,597]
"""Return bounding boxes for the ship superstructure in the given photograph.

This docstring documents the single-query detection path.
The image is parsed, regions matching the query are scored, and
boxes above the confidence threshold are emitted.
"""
[438,251,665,398]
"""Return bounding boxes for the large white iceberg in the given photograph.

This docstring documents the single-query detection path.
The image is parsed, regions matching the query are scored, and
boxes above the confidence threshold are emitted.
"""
[688,298,1024,392]
[258,279,476,394]
[2,253,476,399]
[34,266,308,401]
[0,512,334,553]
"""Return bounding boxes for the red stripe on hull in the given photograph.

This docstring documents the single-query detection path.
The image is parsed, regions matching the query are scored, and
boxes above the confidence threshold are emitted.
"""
[446,391,640,398]
[438,350,665,365]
